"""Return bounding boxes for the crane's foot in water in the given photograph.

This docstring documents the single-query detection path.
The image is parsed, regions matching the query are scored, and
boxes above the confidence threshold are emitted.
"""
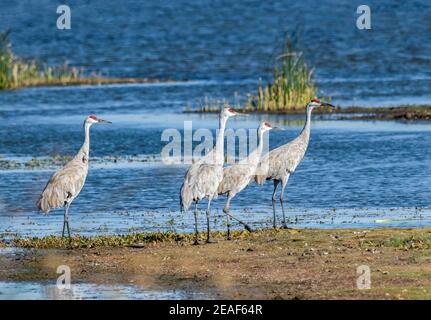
[244,224,254,233]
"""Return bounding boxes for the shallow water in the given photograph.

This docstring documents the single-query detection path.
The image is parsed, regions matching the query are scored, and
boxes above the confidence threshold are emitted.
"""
[0,281,210,300]
[1,108,431,237]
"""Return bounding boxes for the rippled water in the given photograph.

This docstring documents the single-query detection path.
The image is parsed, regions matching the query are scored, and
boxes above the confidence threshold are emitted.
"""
[1,1,431,238]
[2,0,431,105]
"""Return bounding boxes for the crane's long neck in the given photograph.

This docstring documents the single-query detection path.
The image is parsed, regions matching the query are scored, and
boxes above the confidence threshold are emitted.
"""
[245,128,266,167]
[257,129,265,155]
[299,106,313,143]
[214,115,228,165]
[77,122,91,161]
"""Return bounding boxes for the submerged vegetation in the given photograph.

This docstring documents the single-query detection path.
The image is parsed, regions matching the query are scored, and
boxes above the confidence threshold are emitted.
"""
[0,30,161,90]
[0,154,161,171]
[244,31,318,112]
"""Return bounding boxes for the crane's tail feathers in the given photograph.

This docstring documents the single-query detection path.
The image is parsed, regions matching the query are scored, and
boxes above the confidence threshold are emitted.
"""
[180,184,193,213]
[36,197,51,215]
[254,174,267,185]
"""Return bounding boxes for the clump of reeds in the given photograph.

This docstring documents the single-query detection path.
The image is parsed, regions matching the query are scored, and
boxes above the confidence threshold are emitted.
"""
[245,31,317,112]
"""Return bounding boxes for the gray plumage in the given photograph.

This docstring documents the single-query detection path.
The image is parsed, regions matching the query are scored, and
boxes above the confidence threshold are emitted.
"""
[180,106,239,243]
[255,100,334,228]
[218,121,272,238]
[37,143,89,215]
[37,115,111,238]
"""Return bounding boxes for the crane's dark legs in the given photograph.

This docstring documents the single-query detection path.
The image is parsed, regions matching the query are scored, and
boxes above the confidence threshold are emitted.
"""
[205,199,213,243]
[280,176,289,229]
[62,203,71,239]
[224,195,233,240]
[226,214,231,240]
[224,194,253,240]
[193,201,199,245]
[272,180,280,228]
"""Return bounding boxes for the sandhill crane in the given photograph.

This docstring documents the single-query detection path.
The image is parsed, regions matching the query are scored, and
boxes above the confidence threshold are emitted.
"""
[218,121,274,239]
[255,98,334,228]
[36,115,112,238]
[180,106,241,244]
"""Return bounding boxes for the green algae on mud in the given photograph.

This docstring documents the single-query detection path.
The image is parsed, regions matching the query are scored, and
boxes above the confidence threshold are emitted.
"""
[8,227,431,250]
[10,229,258,249]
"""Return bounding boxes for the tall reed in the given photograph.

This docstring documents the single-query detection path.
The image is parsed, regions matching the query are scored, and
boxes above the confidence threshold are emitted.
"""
[245,32,317,112]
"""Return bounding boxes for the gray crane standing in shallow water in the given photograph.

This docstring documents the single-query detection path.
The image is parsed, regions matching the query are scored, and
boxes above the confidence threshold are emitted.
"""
[180,106,241,244]
[218,121,274,239]
[37,115,112,238]
[255,98,334,228]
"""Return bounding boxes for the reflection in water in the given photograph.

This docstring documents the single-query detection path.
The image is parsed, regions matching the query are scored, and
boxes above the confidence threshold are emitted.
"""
[0,281,209,300]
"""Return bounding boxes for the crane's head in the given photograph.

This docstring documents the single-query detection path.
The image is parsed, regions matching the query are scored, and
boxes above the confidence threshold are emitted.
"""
[259,121,283,133]
[259,121,273,133]
[307,98,335,110]
[85,115,112,125]
[221,104,247,120]
[221,105,238,118]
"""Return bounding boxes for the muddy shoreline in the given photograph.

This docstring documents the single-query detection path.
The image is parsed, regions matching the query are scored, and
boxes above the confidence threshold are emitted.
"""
[2,228,431,299]
[187,105,431,121]
[2,77,176,91]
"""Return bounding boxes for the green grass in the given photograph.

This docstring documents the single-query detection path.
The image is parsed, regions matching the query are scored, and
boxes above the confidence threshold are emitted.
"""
[372,233,431,250]
[244,31,318,112]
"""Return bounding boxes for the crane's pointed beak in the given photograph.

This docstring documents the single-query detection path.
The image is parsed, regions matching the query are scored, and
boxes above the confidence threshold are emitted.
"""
[272,127,284,131]
[97,119,112,124]
[321,102,335,108]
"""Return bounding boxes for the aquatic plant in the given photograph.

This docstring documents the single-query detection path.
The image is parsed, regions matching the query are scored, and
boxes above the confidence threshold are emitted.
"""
[244,30,318,112]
